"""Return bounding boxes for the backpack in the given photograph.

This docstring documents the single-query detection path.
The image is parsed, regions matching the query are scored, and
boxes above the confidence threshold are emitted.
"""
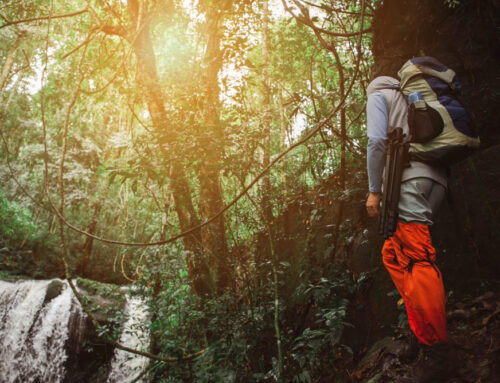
[397,56,480,165]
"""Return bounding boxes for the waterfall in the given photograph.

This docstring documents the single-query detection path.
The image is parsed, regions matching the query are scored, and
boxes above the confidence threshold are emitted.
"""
[0,279,77,382]
[0,279,150,383]
[107,291,150,383]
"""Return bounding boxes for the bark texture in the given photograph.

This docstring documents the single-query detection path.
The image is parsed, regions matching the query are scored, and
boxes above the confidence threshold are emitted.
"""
[196,0,234,295]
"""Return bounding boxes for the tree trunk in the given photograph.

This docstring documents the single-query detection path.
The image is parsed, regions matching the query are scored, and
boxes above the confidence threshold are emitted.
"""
[126,0,207,293]
[196,1,233,295]
[0,34,22,92]
[278,83,287,189]
[77,192,106,277]
[330,45,346,189]
[261,0,274,224]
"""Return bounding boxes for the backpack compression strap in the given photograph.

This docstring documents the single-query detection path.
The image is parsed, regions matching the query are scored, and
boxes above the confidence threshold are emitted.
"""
[415,65,456,87]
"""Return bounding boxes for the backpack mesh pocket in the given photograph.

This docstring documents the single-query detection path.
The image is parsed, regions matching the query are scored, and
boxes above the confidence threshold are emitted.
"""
[408,100,444,143]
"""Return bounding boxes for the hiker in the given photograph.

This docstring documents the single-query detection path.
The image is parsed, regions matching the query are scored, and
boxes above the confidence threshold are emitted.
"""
[365,74,452,382]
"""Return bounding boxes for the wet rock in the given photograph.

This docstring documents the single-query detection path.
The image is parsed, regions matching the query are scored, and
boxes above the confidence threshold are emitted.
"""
[43,279,64,305]
[75,278,126,323]
[353,336,405,381]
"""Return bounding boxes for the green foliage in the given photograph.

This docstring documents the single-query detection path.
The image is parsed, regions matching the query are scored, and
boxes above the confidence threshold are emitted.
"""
[0,188,58,277]
[0,189,38,247]
[288,269,367,382]
[75,277,127,339]
[0,270,30,280]
[76,277,124,299]
[0,0,376,380]
[444,0,461,8]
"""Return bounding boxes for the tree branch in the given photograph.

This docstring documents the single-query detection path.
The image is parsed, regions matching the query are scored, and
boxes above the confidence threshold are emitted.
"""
[281,0,372,37]
[61,28,99,60]
[83,0,129,39]
[0,9,88,30]
[299,0,373,17]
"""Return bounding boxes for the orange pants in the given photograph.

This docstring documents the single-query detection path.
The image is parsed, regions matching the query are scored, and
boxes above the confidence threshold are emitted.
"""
[382,222,448,345]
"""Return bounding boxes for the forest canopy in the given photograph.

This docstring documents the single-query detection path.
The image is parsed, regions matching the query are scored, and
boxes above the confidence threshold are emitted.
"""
[0,0,383,381]
[0,0,372,284]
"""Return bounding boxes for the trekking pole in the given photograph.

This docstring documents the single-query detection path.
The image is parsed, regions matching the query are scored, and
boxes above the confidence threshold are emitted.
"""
[379,128,409,239]
[386,129,398,233]
[379,129,395,236]
[379,128,396,237]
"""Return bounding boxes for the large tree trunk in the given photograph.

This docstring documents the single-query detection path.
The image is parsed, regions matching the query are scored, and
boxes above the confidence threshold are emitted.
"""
[278,83,288,189]
[126,0,208,292]
[196,1,233,295]
[126,0,233,296]
[76,110,114,277]
[330,44,346,190]
[0,33,22,92]
[260,0,274,224]
[77,190,107,276]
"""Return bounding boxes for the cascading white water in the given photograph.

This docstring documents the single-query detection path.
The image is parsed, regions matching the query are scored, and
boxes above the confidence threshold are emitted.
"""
[0,279,150,383]
[107,291,150,383]
[0,279,78,382]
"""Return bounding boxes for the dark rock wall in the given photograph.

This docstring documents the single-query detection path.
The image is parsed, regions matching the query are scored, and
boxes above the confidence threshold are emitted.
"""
[372,0,499,145]
[371,0,500,294]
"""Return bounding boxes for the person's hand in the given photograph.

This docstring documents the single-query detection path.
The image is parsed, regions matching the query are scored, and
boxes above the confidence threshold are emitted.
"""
[366,192,381,217]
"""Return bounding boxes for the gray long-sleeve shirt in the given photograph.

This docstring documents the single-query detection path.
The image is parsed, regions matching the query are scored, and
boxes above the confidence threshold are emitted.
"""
[367,92,388,193]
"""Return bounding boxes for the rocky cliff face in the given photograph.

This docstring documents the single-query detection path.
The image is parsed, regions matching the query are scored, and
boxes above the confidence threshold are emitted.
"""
[371,0,500,293]
[372,0,498,145]
[345,3,500,381]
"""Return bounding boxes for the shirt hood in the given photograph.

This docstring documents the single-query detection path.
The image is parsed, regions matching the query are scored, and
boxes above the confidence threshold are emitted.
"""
[367,76,400,96]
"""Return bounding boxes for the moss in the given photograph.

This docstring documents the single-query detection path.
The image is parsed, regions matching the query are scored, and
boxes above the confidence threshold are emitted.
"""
[76,277,123,299]
[43,279,64,304]
[75,277,126,329]
[0,271,30,281]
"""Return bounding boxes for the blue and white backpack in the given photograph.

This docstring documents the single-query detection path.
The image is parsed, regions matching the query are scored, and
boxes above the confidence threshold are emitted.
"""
[398,56,480,164]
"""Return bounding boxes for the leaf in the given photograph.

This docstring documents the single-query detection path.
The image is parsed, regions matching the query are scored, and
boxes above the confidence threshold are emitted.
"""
[367,373,382,383]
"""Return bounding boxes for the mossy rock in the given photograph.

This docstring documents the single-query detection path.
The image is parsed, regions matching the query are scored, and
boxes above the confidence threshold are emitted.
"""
[43,279,64,304]
[0,271,30,281]
[75,278,126,324]
[76,277,122,297]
